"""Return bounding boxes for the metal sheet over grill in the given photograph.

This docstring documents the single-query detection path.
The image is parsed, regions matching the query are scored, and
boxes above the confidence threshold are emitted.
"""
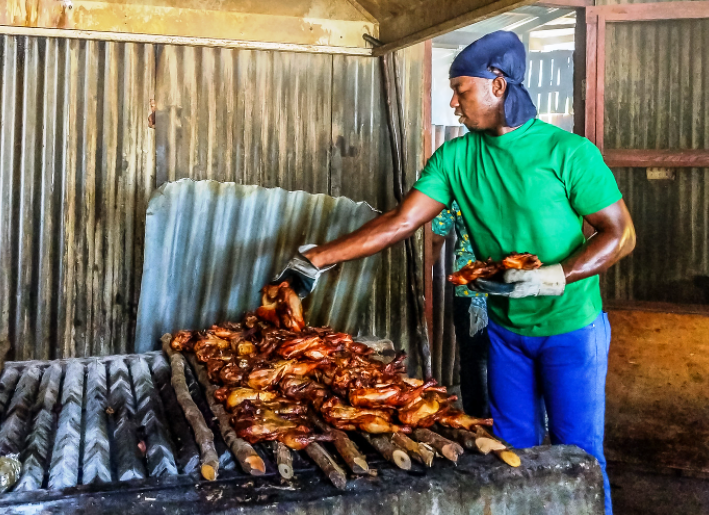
[134,180,380,353]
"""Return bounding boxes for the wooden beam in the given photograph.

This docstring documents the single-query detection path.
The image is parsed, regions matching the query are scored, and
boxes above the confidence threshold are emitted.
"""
[0,25,373,56]
[423,39,434,345]
[603,149,709,168]
[536,0,592,8]
[374,0,534,55]
[0,0,377,51]
[584,12,597,143]
[595,14,606,153]
[588,2,709,22]
[572,6,586,136]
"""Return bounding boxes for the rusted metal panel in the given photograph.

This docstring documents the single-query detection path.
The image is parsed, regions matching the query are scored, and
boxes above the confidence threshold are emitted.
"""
[156,43,426,369]
[134,181,380,353]
[155,45,333,193]
[0,34,426,361]
[601,19,709,305]
[0,35,156,361]
[428,125,468,387]
[605,309,709,473]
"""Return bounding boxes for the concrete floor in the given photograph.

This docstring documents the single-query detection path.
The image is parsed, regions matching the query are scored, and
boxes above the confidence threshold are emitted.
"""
[608,463,709,515]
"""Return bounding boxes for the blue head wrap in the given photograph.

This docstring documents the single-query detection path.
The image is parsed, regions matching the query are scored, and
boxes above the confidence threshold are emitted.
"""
[449,30,537,128]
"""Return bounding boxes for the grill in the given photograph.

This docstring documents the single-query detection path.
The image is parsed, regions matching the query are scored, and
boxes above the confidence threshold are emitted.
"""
[0,352,603,515]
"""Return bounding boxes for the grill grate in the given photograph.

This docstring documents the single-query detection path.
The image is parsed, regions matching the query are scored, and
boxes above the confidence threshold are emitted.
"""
[0,352,321,497]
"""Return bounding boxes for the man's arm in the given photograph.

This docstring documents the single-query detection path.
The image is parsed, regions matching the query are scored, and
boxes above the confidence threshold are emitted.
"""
[304,190,446,268]
[562,199,636,284]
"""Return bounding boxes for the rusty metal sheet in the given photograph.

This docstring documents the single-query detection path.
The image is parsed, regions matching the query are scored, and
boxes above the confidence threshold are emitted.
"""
[134,180,380,353]
[155,43,427,371]
[601,19,709,305]
[0,35,156,361]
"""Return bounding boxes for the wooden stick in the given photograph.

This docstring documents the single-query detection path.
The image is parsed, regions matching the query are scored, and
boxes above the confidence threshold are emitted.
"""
[391,432,434,467]
[161,335,219,480]
[362,433,411,470]
[435,425,477,451]
[412,428,463,463]
[305,442,347,490]
[471,426,521,468]
[272,441,294,480]
[310,417,369,474]
[183,352,266,476]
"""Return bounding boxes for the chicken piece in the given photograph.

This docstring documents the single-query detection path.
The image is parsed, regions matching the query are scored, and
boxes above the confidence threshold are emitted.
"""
[348,378,440,409]
[206,359,227,383]
[231,401,312,444]
[277,336,325,359]
[247,359,326,390]
[218,363,247,386]
[500,252,542,270]
[234,341,257,356]
[278,431,334,451]
[218,387,279,409]
[448,258,503,285]
[209,325,244,340]
[170,330,195,352]
[256,283,306,332]
[397,392,455,428]
[279,375,329,409]
[277,284,305,332]
[318,396,408,433]
[194,345,237,363]
[437,410,494,430]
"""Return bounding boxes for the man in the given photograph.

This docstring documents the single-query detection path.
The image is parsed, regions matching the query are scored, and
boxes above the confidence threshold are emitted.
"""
[432,202,490,418]
[277,31,635,514]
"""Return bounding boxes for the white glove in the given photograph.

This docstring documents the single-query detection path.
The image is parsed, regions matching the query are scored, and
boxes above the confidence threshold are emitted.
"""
[502,263,566,298]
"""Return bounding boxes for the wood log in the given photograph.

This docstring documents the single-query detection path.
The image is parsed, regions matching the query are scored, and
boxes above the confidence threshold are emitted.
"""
[271,441,294,480]
[311,416,369,474]
[412,428,463,462]
[391,432,434,467]
[362,433,411,470]
[435,425,477,451]
[183,352,266,476]
[471,426,521,468]
[305,442,347,490]
[161,336,219,480]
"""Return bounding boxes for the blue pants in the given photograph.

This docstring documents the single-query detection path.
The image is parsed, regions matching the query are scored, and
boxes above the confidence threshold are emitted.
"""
[488,312,612,514]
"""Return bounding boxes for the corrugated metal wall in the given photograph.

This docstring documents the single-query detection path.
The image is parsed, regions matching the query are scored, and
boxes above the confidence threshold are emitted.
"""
[0,33,426,361]
[601,19,709,304]
[430,125,467,387]
[155,44,425,366]
[0,35,156,360]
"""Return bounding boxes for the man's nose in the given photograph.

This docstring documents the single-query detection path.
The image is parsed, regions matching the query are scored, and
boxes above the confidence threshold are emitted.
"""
[450,92,459,109]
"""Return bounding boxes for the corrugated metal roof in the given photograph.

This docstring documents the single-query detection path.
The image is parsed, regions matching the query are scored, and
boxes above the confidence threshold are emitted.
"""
[0,35,156,361]
[601,19,709,305]
[134,179,381,353]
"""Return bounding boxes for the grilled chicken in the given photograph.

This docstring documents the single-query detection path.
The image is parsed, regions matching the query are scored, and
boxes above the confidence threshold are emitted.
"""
[169,285,494,451]
[448,252,542,285]
[348,378,442,409]
[500,252,542,270]
[437,410,494,430]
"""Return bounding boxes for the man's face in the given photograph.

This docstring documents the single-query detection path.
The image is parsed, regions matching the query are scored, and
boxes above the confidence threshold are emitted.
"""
[449,76,503,131]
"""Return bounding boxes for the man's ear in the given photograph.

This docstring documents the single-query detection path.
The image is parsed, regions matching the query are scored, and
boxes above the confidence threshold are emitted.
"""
[491,76,507,98]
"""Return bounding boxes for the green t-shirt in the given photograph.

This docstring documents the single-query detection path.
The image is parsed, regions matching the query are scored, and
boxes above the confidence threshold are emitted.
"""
[413,119,622,337]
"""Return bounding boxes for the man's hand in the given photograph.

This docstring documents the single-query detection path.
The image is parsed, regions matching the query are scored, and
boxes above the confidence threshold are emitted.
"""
[274,245,335,298]
[473,264,565,298]
[473,199,635,298]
